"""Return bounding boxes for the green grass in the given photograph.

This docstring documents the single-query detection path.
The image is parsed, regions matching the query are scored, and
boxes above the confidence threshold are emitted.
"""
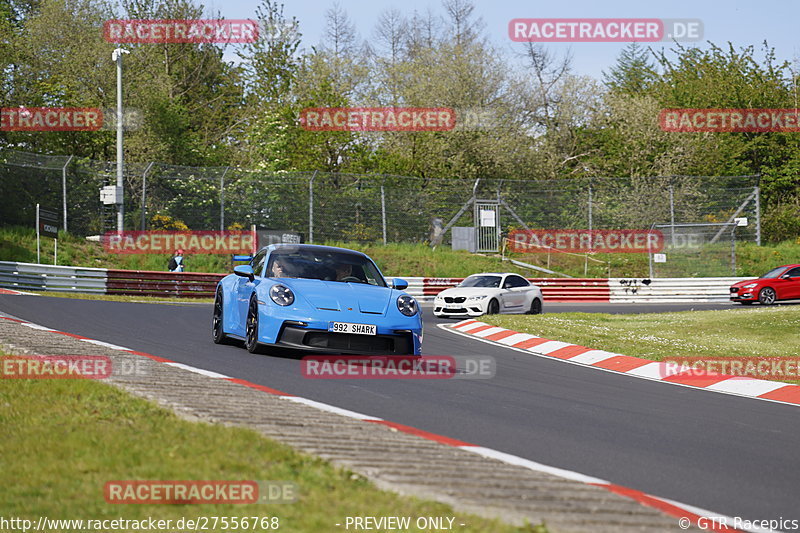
[30,291,214,304]
[481,307,800,375]
[0,363,546,532]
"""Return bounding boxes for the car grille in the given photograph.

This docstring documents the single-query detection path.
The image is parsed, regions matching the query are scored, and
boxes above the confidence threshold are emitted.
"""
[278,326,413,355]
[444,296,466,303]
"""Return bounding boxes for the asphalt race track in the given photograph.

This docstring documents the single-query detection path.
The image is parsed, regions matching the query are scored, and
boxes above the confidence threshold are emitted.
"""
[2,294,798,524]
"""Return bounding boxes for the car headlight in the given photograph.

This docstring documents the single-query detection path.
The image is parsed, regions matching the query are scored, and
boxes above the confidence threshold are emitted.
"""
[269,284,294,306]
[742,283,757,289]
[467,295,487,300]
[397,295,418,316]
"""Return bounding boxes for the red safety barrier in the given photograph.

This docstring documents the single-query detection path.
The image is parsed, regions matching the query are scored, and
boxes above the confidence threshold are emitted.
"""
[106,269,225,298]
[422,277,610,303]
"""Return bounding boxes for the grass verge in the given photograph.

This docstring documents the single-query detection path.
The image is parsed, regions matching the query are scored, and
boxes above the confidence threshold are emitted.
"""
[480,307,800,382]
[28,291,214,305]
[0,361,545,532]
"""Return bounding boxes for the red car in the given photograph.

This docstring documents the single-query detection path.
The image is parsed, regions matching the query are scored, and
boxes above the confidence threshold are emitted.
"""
[730,264,800,305]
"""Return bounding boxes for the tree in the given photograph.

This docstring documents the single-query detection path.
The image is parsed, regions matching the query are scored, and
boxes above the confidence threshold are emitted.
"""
[602,42,657,94]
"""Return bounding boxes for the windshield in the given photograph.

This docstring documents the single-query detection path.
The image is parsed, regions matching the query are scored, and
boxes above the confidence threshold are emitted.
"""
[266,249,386,287]
[761,267,787,279]
[459,275,501,288]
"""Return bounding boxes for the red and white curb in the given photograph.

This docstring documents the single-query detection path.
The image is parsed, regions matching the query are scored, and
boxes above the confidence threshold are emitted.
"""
[0,314,763,532]
[0,288,39,296]
[445,319,800,409]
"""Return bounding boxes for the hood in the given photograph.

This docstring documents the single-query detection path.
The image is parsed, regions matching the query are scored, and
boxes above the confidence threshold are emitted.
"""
[731,279,761,288]
[277,278,393,315]
[436,286,498,297]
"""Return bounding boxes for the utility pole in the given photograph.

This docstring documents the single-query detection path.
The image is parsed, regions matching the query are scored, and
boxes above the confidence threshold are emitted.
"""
[112,48,129,232]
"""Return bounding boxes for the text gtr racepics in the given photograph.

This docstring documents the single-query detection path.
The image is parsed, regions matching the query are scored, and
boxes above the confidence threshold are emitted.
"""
[212,244,422,355]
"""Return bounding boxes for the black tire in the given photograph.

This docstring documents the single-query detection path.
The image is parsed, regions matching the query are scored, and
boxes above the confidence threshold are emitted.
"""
[212,289,232,344]
[527,297,543,315]
[758,287,776,305]
[486,299,500,315]
[245,297,263,354]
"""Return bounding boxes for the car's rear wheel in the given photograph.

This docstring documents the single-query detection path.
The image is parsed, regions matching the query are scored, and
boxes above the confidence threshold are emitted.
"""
[245,297,263,354]
[212,288,232,344]
[527,297,542,315]
[758,287,776,305]
[486,299,500,315]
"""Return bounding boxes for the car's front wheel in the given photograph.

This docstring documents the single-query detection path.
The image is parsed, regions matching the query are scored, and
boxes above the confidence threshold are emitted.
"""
[758,287,776,305]
[527,297,542,315]
[245,297,263,353]
[212,288,232,344]
[486,299,500,315]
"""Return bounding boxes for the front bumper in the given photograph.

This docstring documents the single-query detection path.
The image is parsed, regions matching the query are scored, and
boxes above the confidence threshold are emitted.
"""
[432,299,487,317]
[730,288,756,302]
[276,325,418,355]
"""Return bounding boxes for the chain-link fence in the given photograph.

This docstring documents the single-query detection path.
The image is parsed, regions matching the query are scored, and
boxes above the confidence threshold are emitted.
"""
[0,149,761,269]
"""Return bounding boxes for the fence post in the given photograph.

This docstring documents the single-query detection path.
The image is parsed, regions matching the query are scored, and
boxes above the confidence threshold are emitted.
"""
[61,155,73,232]
[669,182,675,244]
[140,162,154,231]
[219,166,230,231]
[587,180,593,232]
[754,184,761,246]
[381,184,387,245]
[308,170,317,243]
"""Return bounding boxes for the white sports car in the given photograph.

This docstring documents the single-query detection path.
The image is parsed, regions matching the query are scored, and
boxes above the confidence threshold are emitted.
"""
[433,273,543,318]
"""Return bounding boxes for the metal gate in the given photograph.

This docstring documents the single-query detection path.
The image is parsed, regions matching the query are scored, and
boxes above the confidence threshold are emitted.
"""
[474,201,500,252]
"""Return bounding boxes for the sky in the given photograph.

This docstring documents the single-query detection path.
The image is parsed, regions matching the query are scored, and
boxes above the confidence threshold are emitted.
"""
[197,0,800,81]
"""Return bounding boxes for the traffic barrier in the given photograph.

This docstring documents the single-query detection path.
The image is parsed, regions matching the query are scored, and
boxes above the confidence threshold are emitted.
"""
[609,277,748,303]
[404,277,611,302]
[0,262,748,303]
[106,269,224,298]
[0,261,107,293]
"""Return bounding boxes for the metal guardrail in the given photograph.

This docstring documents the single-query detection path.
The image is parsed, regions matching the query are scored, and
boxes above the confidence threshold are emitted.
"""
[0,261,107,293]
[0,262,747,304]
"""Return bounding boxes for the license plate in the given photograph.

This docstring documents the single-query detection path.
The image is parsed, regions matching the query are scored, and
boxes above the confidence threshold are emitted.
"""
[328,322,376,335]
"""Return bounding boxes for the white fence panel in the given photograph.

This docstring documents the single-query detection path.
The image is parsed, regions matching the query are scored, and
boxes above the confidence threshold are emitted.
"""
[609,277,749,303]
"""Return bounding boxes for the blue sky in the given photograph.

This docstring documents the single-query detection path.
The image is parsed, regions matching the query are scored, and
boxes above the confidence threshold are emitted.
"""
[199,0,799,80]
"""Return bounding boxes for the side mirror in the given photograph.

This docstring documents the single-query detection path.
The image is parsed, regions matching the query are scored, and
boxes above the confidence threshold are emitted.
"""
[234,265,255,281]
[392,278,409,290]
[781,274,791,279]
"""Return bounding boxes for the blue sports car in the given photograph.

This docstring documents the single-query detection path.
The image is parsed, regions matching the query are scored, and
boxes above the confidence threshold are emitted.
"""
[213,244,422,355]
